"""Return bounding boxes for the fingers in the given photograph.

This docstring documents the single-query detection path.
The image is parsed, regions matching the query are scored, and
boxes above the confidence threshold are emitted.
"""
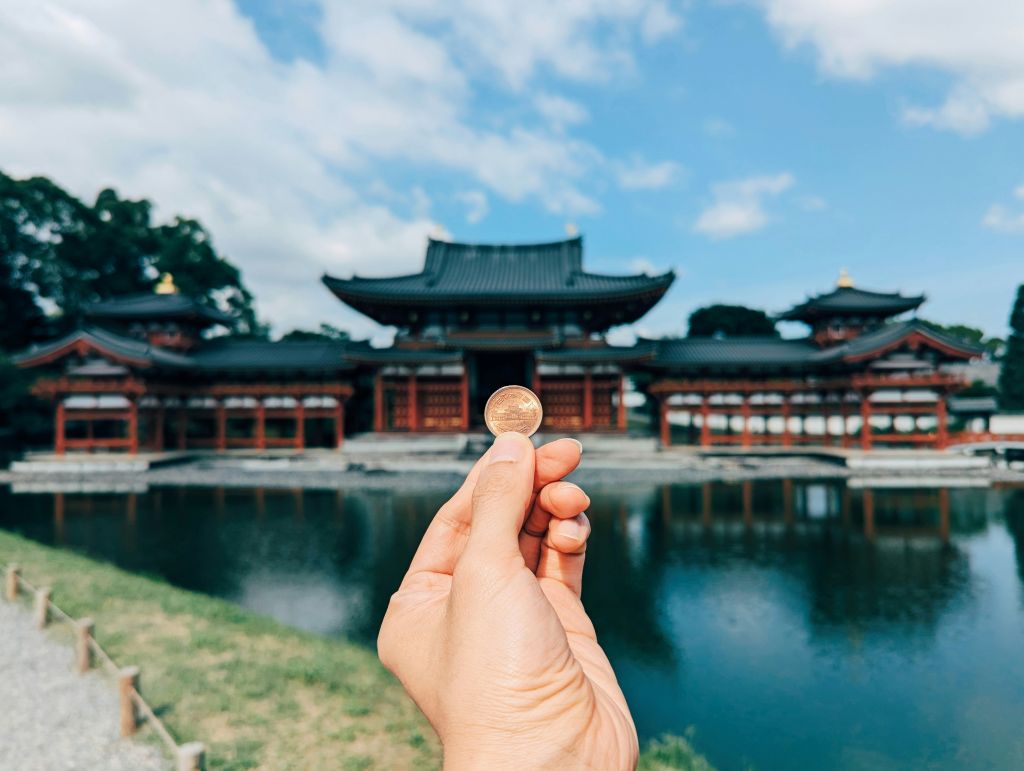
[519,480,590,571]
[403,437,581,581]
[463,432,536,565]
[535,512,590,597]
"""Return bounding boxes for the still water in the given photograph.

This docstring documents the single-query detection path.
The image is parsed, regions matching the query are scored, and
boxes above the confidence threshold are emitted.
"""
[3,479,1024,770]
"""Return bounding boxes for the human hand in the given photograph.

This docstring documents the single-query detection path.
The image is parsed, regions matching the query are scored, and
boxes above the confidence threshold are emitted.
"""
[378,433,638,770]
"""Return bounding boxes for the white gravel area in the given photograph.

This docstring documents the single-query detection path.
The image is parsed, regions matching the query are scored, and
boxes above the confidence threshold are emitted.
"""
[0,600,169,770]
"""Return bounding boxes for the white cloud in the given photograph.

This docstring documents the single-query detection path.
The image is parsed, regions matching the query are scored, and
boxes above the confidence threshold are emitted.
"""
[615,155,682,190]
[0,0,682,333]
[456,190,489,224]
[534,92,590,129]
[693,173,795,239]
[798,195,827,211]
[753,0,1024,135]
[982,183,1024,233]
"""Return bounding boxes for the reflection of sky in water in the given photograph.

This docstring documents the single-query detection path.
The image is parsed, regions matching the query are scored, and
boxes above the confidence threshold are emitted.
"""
[3,481,1024,771]
[234,571,368,637]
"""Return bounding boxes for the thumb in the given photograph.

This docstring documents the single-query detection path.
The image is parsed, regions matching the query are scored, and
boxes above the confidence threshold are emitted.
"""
[464,432,536,563]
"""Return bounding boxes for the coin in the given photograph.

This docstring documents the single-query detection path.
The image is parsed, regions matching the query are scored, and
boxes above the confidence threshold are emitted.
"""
[484,385,543,437]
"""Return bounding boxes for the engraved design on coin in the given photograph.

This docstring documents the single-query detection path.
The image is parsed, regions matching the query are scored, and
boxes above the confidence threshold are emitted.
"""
[484,385,543,437]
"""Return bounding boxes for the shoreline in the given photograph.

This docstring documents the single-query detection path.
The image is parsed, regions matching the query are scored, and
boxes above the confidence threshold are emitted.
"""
[2,453,1021,492]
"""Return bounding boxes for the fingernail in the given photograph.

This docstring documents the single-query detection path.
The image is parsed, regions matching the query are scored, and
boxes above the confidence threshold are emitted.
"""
[490,432,528,464]
[560,481,590,509]
[563,438,583,454]
[558,518,586,542]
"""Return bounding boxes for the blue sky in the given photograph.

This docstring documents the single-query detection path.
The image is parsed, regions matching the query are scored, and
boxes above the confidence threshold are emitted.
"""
[1,1,1021,340]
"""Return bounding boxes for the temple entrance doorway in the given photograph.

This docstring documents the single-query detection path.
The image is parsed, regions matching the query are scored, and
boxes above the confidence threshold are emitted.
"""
[469,351,532,427]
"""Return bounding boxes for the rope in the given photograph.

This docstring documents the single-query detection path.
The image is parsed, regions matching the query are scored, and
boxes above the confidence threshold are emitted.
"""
[47,600,75,627]
[131,689,178,752]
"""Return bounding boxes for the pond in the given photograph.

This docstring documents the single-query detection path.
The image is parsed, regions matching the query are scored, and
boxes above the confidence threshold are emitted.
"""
[2,479,1024,770]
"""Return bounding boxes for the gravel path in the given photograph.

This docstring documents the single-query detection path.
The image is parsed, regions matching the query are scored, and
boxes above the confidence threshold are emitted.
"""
[0,600,169,770]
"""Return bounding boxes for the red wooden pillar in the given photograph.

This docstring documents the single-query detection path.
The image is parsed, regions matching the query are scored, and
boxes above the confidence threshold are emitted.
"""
[334,400,344,449]
[295,397,305,449]
[407,373,418,432]
[459,369,469,431]
[127,399,139,455]
[839,400,851,448]
[55,401,66,455]
[741,396,752,448]
[781,397,791,448]
[373,371,384,432]
[617,373,626,432]
[860,394,873,451]
[177,407,188,451]
[153,405,165,452]
[821,394,830,447]
[659,399,670,448]
[215,400,226,452]
[582,370,593,430]
[700,396,711,448]
[863,489,876,540]
[936,396,948,449]
[255,401,266,450]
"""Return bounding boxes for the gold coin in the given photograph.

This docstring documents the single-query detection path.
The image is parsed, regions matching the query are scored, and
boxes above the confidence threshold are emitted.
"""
[484,385,543,437]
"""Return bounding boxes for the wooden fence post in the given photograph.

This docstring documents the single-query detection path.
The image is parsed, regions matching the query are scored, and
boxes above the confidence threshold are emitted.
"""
[4,564,18,601]
[76,618,95,673]
[34,586,51,628]
[177,742,206,771]
[119,666,140,736]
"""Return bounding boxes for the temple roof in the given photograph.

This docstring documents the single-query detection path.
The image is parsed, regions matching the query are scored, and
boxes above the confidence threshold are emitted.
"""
[84,293,234,327]
[644,320,981,373]
[13,327,355,375]
[322,236,674,326]
[536,341,657,364]
[645,337,820,369]
[778,286,925,323]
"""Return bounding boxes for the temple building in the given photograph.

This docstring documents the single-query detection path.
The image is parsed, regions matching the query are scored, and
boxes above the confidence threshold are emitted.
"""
[321,235,673,432]
[644,280,982,449]
[14,234,985,454]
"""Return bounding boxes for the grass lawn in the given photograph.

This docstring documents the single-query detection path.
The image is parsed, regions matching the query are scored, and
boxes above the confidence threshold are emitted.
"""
[0,530,712,770]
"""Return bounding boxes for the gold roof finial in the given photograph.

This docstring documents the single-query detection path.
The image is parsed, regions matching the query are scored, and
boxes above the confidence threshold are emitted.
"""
[565,222,578,237]
[155,273,178,295]
[837,268,854,288]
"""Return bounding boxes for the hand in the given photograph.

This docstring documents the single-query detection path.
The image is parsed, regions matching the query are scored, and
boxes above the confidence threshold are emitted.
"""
[378,433,638,770]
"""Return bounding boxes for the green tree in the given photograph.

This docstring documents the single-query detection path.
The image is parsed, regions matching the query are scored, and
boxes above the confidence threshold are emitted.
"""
[687,304,777,338]
[0,170,264,339]
[921,319,1004,359]
[279,324,351,343]
[998,285,1024,410]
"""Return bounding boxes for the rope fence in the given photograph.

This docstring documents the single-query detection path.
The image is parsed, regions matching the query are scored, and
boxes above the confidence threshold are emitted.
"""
[4,563,206,771]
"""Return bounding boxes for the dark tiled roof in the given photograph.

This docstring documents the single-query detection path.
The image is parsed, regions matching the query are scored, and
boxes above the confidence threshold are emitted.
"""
[778,286,924,322]
[441,333,559,350]
[343,344,463,365]
[537,341,657,363]
[12,327,194,369]
[84,293,234,326]
[189,339,355,374]
[322,236,674,324]
[645,337,820,370]
[820,320,983,362]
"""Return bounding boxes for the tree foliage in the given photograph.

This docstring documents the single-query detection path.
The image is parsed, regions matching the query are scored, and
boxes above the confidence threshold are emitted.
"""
[687,304,778,338]
[998,285,1024,410]
[278,324,351,343]
[921,319,1004,358]
[0,170,264,349]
